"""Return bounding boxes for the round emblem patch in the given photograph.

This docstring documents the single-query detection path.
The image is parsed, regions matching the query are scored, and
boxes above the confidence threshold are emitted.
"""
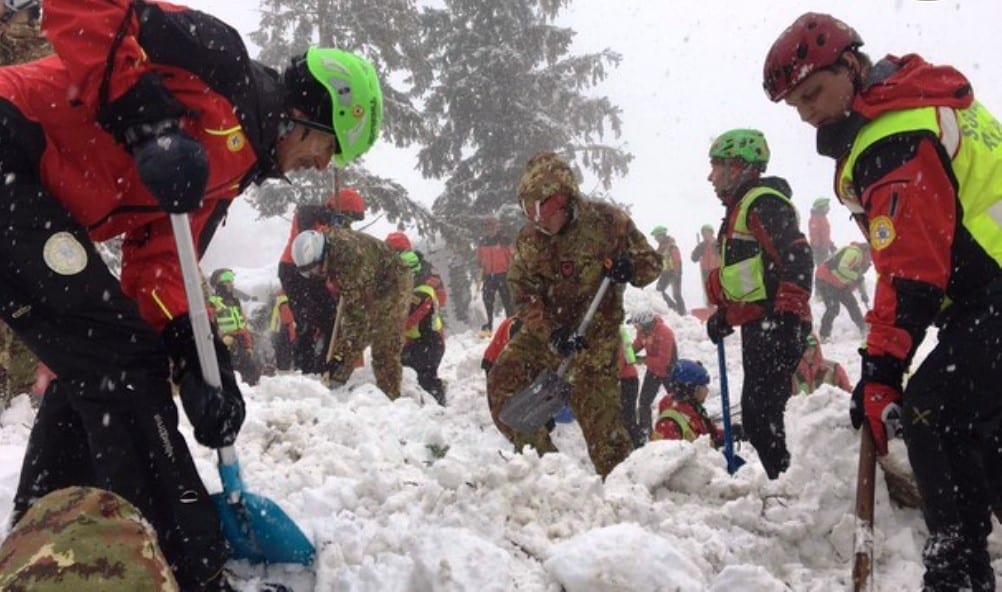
[42,231,88,275]
[869,215,896,251]
[226,130,247,152]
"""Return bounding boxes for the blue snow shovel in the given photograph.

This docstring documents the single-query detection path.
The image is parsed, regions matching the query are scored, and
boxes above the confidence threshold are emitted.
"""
[171,214,315,565]
[716,340,746,475]
[498,277,612,434]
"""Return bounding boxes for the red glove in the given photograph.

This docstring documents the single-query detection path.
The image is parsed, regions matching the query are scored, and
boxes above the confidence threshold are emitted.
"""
[851,381,903,456]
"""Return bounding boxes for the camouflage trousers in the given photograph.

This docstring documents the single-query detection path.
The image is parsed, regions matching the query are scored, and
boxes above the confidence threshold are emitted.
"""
[487,328,632,477]
[0,321,37,408]
[330,274,412,399]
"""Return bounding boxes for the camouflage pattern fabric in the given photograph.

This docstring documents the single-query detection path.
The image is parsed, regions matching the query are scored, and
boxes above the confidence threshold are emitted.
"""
[516,151,580,206]
[0,322,37,408]
[488,170,662,475]
[0,486,179,591]
[0,13,52,66]
[0,13,51,409]
[322,228,412,398]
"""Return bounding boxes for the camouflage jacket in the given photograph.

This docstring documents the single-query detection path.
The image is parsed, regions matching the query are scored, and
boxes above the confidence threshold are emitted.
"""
[508,199,661,342]
[323,228,410,359]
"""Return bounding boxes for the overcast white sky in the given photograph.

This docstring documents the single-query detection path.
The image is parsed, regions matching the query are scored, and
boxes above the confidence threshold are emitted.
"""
[193,0,1001,305]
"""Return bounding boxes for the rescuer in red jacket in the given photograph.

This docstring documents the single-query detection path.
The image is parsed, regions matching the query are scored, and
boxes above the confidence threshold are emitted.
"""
[0,1,383,589]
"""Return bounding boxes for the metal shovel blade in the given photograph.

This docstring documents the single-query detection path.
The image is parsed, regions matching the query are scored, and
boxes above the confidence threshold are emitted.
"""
[498,368,572,435]
[211,491,316,565]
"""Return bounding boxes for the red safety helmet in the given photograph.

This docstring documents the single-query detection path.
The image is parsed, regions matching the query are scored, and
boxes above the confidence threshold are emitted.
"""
[326,187,366,221]
[763,12,863,102]
[385,231,412,252]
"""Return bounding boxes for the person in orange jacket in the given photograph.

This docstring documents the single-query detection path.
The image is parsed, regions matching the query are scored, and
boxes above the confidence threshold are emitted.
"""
[815,242,871,341]
[792,333,852,395]
[476,216,514,333]
[651,226,686,315]
[808,198,836,266]
[690,224,721,306]
[629,310,678,445]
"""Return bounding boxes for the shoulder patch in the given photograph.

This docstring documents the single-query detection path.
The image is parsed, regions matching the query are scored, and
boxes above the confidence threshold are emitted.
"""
[868,215,896,251]
[227,130,247,152]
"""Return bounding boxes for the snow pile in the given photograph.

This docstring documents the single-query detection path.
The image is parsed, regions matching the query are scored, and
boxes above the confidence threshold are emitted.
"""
[0,287,996,591]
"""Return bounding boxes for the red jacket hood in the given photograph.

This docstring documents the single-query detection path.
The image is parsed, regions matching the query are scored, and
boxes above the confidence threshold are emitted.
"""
[853,54,973,120]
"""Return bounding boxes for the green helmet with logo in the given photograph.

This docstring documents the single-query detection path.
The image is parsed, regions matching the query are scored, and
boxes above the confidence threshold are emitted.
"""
[708,129,770,168]
[285,47,384,167]
[651,225,668,238]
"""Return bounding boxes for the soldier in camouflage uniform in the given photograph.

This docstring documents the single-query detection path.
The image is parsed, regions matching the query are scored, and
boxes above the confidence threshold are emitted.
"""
[486,152,662,477]
[0,486,178,591]
[0,2,52,410]
[291,227,412,398]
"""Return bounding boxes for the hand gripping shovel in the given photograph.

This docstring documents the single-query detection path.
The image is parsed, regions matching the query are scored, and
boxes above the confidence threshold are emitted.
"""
[171,214,315,565]
[498,277,612,434]
[716,341,746,475]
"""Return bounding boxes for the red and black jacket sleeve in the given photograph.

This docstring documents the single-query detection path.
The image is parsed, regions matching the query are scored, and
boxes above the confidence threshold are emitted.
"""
[43,0,276,157]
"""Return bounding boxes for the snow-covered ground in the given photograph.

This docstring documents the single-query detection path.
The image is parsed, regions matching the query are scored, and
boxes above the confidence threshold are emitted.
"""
[0,277,996,591]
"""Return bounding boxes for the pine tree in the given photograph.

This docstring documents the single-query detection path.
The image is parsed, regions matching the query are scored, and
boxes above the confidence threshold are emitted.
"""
[417,0,631,322]
[248,0,440,232]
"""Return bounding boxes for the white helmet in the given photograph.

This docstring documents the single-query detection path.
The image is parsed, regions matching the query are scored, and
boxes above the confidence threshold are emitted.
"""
[291,230,328,274]
[630,309,655,327]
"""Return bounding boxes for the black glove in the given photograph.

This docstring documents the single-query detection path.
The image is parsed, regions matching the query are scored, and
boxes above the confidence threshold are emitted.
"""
[163,315,246,448]
[706,310,733,344]
[730,423,745,441]
[97,72,207,214]
[602,256,634,283]
[130,121,209,213]
[549,326,587,357]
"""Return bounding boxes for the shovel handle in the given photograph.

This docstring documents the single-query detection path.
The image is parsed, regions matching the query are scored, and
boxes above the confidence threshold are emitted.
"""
[554,277,613,378]
[169,214,241,501]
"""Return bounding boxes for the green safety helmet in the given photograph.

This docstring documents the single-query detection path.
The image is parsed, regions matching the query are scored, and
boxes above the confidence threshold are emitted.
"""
[285,47,384,167]
[700,224,714,233]
[708,128,770,168]
[812,197,831,211]
[651,225,668,237]
[399,250,421,272]
[210,268,235,289]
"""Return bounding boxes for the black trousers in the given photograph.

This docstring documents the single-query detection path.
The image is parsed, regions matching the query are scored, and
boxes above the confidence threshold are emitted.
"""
[636,370,671,442]
[656,271,686,315]
[279,261,337,373]
[739,317,807,479]
[481,272,512,328]
[0,101,226,589]
[619,376,642,447]
[402,333,445,404]
[817,281,865,339]
[904,302,1002,591]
